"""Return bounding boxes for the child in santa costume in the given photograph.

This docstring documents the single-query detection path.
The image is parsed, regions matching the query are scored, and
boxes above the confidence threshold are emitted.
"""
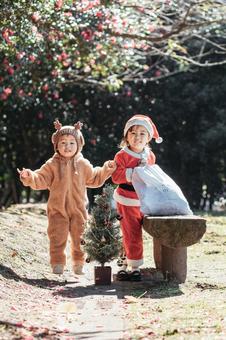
[18,119,116,276]
[112,114,162,281]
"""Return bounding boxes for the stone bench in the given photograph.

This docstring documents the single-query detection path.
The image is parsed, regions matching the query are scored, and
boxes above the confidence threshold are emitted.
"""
[143,215,207,283]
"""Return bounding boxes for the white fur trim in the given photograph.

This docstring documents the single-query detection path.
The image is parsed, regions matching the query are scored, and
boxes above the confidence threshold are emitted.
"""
[123,146,149,160]
[125,168,133,182]
[123,147,141,158]
[124,119,154,138]
[113,190,140,206]
[127,258,143,267]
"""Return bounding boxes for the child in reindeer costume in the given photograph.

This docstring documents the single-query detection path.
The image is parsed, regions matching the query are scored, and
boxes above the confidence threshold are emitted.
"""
[18,119,116,275]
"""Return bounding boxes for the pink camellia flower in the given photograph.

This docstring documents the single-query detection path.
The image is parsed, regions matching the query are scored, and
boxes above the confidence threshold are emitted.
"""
[148,25,156,33]
[38,112,44,119]
[3,87,12,95]
[0,88,12,100]
[3,58,9,66]
[18,89,25,97]
[0,93,8,100]
[7,67,14,75]
[62,60,70,67]
[55,0,63,9]
[110,37,116,44]
[96,11,103,18]
[15,322,23,328]
[96,44,103,50]
[138,7,145,12]
[70,98,78,105]
[2,29,14,44]
[84,65,91,73]
[97,23,103,32]
[16,52,25,60]
[81,29,93,41]
[42,84,49,92]
[64,11,72,16]
[126,90,132,97]
[52,91,59,99]
[7,29,14,36]
[89,59,95,66]
[47,54,52,60]
[2,30,9,41]
[51,69,59,77]
[32,12,41,22]
[155,70,162,77]
[61,52,68,60]
[29,55,36,62]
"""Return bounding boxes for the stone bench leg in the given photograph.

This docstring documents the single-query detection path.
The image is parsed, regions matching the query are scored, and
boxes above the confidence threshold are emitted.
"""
[153,237,187,283]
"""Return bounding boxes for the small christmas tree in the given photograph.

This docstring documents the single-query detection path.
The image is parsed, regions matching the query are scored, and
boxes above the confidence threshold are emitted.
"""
[83,184,121,267]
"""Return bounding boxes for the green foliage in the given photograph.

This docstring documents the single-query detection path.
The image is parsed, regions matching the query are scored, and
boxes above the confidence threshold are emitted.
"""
[83,184,122,266]
[0,0,226,209]
[0,0,226,105]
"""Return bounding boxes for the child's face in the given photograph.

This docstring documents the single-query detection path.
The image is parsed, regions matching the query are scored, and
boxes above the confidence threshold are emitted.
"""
[57,134,77,158]
[127,125,151,153]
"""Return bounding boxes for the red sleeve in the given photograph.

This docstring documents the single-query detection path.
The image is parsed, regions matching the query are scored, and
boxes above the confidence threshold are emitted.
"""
[111,152,128,184]
[112,149,156,184]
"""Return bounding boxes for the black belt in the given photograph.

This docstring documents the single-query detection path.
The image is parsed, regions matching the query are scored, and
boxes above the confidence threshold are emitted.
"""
[119,183,135,192]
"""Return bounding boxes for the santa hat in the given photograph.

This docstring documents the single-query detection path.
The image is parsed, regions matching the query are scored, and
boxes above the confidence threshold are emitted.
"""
[51,119,85,153]
[124,114,163,143]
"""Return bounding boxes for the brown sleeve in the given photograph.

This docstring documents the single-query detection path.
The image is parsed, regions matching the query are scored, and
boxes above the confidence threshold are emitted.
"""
[85,161,114,188]
[20,162,53,190]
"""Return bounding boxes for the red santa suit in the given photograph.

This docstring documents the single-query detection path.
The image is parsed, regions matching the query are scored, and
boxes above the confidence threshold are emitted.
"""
[112,146,156,267]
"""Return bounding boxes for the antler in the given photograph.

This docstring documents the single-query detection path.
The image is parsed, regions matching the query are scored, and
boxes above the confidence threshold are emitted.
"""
[54,119,62,130]
[74,121,83,130]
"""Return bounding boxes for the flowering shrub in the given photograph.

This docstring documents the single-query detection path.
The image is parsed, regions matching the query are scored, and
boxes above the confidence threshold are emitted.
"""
[0,0,226,106]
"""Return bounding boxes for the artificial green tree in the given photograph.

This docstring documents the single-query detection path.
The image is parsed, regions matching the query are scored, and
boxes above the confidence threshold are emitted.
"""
[84,184,121,267]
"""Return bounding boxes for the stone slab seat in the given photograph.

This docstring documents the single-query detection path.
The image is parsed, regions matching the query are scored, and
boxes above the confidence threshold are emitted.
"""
[143,215,207,283]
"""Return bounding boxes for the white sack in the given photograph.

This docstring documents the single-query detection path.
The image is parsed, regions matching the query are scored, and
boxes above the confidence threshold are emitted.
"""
[132,164,193,216]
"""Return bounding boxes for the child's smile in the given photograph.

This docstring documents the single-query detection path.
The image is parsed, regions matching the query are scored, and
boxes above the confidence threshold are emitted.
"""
[127,125,150,153]
[57,134,77,158]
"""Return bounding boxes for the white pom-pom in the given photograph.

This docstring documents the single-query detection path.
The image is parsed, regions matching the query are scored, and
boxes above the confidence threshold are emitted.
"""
[156,137,163,143]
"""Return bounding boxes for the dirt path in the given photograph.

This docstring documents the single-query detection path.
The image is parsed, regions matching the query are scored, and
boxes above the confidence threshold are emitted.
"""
[0,203,162,340]
[0,204,125,339]
[1,204,226,340]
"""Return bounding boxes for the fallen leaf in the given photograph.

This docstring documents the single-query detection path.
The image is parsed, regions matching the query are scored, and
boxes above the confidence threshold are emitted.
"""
[57,302,77,313]
[124,295,138,303]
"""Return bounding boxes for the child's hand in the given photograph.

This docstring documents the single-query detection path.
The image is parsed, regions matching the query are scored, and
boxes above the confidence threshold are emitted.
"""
[17,168,31,179]
[107,160,117,170]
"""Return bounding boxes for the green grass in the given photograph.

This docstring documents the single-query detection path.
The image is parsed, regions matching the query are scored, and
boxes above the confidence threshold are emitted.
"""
[124,213,226,339]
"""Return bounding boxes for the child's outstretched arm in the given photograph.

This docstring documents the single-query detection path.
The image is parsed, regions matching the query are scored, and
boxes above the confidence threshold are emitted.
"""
[107,160,116,169]
[17,167,32,178]
[17,163,53,190]
[17,167,33,186]
[85,160,116,188]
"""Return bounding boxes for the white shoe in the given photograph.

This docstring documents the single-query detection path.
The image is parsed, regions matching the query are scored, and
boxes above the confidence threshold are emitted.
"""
[52,264,64,274]
[73,264,84,275]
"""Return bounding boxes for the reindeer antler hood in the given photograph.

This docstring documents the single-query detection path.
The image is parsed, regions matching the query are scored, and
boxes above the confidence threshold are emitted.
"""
[51,119,85,154]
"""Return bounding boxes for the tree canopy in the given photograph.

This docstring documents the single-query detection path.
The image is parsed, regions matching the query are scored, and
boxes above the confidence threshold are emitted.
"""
[1,0,226,104]
[0,0,226,209]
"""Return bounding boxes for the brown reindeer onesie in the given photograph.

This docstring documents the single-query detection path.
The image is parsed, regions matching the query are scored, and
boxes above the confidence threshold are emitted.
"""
[19,120,115,273]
